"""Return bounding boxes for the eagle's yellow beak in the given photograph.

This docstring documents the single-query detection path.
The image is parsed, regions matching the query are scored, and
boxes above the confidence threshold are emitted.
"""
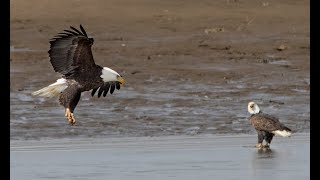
[118,76,125,85]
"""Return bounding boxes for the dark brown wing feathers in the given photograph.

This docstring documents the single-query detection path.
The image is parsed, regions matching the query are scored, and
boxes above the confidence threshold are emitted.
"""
[116,82,120,90]
[80,25,88,37]
[91,82,121,98]
[98,86,105,98]
[103,83,110,97]
[110,82,115,94]
[250,113,290,132]
[48,25,95,77]
[91,88,98,97]
[69,26,83,34]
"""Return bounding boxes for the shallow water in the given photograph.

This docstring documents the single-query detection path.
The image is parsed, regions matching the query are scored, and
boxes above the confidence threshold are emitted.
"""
[10,134,310,180]
[10,58,310,140]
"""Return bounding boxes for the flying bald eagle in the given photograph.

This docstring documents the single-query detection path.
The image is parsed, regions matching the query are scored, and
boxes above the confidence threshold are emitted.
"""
[32,25,124,125]
[248,102,292,148]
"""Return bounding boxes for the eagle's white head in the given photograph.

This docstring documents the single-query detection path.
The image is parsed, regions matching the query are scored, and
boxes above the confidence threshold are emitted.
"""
[248,101,260,115]
[100,67,125,84]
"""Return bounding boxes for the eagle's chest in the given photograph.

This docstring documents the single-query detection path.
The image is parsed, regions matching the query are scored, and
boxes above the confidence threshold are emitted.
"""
[249,115,255,123]
[77,78,103,91]
[68,67,103,91]
[249,115,262,126]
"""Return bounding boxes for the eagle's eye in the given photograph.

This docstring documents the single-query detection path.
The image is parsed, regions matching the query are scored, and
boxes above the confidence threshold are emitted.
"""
[250,105,254,108]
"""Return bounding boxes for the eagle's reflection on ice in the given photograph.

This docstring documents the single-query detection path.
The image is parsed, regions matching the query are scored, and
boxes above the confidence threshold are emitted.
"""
[256,148,276,159]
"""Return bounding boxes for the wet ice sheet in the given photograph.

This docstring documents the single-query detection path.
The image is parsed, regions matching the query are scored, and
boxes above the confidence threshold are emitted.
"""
[11,134,310,180]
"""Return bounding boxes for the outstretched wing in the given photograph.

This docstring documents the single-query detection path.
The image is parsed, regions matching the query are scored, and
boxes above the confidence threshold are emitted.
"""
[250,113,285,132]
[48,25,96,77]
[91,81,121,98]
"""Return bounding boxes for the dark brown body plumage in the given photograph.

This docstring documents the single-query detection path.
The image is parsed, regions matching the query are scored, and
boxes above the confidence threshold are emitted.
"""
[250,112,291,132]
[249,112,291,144]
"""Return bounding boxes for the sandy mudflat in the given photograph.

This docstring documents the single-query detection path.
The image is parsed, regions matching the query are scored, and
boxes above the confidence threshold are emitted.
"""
[11,134,309,180]
[11,0,309,139]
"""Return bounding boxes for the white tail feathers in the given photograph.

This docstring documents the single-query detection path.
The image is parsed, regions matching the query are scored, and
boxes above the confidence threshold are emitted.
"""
[273,130,292,137]
[32,78,68,98]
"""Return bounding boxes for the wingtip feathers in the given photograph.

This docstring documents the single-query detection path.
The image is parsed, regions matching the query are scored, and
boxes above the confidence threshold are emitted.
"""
[79,24,88,37]
[51,25,89,42]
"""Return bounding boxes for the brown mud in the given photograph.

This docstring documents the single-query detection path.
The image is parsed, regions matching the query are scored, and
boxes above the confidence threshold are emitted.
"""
[10,0,309,140]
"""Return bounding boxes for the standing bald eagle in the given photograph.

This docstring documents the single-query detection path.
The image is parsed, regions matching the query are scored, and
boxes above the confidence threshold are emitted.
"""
[248,102,292,148]
[32,25,124,125]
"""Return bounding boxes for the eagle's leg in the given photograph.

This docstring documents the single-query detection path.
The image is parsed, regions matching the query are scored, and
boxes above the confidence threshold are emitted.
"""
[256,131,264,148]
[263,133,274,148]
[65,108,76,125]
[59,88,81,126]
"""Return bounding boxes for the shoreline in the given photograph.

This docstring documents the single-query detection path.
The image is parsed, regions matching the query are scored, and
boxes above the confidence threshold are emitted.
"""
[11,133,309,151]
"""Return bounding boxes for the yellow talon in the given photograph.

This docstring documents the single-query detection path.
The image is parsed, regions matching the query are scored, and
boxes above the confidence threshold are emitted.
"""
[255,143,263,149]
[263,143,270,148]
[65,108,76,125]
